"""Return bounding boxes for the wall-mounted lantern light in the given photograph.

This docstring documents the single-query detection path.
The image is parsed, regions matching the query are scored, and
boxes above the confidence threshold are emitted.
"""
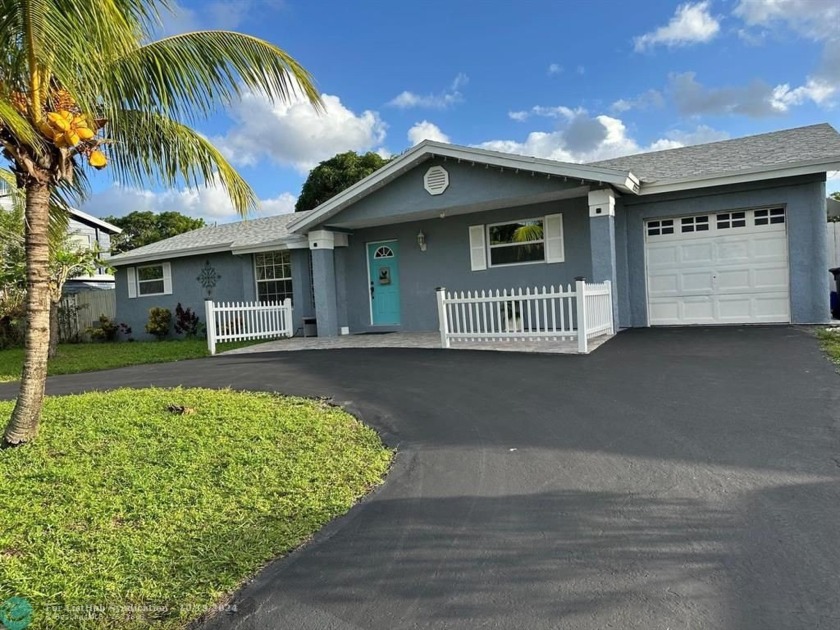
[417,230,427,252]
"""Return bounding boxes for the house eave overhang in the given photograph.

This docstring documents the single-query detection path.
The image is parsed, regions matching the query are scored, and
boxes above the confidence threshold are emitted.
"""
[231,236,308,254]
[68,208,122,234]
[637,158,840,196]
[108,244,233,267]
[287,141,639,234]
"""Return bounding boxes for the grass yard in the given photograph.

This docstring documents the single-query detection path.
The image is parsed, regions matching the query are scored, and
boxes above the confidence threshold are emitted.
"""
[0,388,393,629]
[0,339,258,383]
[816,327,840,362]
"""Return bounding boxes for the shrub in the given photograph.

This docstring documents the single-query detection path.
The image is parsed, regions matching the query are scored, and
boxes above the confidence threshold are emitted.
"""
[145,307,172,340]
[174,303,201,338]
[88,314,119,342]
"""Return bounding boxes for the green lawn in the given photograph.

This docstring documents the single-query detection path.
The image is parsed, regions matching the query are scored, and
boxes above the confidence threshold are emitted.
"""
[0,388,393,629]
[816,327,840,361]
[0,339,258,383]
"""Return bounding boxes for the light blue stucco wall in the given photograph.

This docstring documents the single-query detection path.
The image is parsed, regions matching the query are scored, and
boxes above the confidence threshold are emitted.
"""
[619,175,829,327]
[334,198,592,333]
[115,251,257,340]
[319,158,584,228]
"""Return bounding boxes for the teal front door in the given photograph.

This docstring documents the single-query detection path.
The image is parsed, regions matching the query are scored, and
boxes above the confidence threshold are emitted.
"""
[367,241,401,325]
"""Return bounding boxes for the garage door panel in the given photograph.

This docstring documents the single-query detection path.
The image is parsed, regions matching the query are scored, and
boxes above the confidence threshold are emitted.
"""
[681,243,714,263]
[681,271,715,292]
[645,209,789,325]
[716,268,751,291]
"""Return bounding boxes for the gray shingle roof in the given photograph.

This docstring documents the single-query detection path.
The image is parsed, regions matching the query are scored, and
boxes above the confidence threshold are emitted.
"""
[589,123,840,183]
[108,211,310,264]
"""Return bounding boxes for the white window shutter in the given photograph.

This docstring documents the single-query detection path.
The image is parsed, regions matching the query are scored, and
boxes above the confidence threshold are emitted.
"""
[469,225,487,271]
[127,267,137,298]
[544,213,565,263]
[162,262,173,295]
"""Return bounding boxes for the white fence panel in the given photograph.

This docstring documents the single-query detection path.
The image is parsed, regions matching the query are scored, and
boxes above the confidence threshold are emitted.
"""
[205,299,293,355]
[828,222,840,268]
[436,280,612,354]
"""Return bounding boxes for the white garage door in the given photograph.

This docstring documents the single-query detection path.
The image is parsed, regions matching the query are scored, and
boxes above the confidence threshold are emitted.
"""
[645,207,790,325]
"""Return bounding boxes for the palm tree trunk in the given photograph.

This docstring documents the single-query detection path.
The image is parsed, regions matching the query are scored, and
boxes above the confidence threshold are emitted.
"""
[4,181,52,446]
[48,299,59,358]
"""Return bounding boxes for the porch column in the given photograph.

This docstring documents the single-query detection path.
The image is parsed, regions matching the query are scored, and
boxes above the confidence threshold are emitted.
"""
[588,189,620,329]
[309,230,339,337]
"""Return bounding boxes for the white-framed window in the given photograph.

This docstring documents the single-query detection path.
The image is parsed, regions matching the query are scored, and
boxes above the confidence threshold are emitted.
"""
[127,262,172,298]
[469,213,564,271]
[255,250,293,303]
[487,218,545,267]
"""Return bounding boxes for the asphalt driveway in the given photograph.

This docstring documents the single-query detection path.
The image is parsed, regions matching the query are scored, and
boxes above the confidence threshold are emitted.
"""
[2,327,839,629]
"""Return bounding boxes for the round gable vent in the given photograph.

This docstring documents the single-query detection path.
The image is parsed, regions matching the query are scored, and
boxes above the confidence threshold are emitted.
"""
[423,165,449,196]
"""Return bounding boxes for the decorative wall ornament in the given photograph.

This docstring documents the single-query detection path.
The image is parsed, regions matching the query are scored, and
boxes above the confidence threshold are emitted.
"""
[197,260,221,296]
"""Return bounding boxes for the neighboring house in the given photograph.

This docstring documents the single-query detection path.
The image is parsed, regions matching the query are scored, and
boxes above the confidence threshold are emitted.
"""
[64,208,121,293]
[827,196,840,221]
[109,123,840,339]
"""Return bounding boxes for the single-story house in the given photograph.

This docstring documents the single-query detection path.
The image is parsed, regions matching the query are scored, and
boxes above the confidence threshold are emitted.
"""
[108,123,840,340]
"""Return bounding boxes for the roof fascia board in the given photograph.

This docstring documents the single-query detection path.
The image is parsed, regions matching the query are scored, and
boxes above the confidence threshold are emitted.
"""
[108,244,232,266]
[69,208,122,234]
[639,159,840,195]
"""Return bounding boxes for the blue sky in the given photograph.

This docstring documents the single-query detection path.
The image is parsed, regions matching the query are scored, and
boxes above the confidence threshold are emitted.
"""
[81,0,840,222]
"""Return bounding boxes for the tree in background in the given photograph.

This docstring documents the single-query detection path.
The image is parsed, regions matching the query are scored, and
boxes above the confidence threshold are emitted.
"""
[295,151,389,212]
[104,210,205,253]
[0,0,321,445]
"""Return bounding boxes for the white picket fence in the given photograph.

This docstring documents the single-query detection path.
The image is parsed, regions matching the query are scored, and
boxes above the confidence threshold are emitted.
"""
[436,280,613,353]
[204,299,293,355]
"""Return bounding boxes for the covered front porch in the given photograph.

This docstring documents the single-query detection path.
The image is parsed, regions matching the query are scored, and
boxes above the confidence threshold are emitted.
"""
[286,142,631,340]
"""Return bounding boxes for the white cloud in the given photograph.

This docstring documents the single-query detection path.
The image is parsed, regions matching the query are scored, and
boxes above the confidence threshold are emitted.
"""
[734,0,840,40]
[547,63,563,76]
[387,74,468,109]
[214,90,387,173]
[80,178,297,224]
[507,105,582,122]
[634,1,720,51]
[611,89,666,113]
[478,112,728,164]
[157,0,280,35]
[670,70,836,116]
[407,121,450,145]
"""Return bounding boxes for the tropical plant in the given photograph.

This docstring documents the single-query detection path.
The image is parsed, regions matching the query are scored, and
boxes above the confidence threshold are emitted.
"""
[0,0,321,445]
[173,302,200,338]
[145,307,172,340]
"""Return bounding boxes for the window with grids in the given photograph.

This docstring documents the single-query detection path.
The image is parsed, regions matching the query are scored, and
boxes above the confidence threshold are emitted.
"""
[754,207,785,225]
[681,216,709,233]
[647,219,674,236]
[717,211,747,229]
[137,264,165,296]
[255,251,293,303]
[487,219,544,266]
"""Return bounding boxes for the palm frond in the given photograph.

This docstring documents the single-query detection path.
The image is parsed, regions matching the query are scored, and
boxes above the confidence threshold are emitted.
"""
[104,30,322,124]
[0,99,43,152]
[106,109,256,216]
[512,223,544,243]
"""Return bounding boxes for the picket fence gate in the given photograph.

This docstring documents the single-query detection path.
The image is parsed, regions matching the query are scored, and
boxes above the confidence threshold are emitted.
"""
[204,299,293,355]
[436,280,613,354]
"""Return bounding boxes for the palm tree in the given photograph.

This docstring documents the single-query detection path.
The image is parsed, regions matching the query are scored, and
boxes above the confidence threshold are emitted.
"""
[0,0,321,445]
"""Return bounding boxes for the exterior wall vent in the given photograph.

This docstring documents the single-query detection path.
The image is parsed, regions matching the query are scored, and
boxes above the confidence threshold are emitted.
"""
[423,165,450,196]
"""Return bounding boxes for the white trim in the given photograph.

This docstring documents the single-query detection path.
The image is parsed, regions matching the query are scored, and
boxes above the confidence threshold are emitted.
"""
[544,213,565,263]
[126,267,137,298]
[468,225,487,271]
[638,159,840,196]
[253,250,293,303]
[68,208,122,234]
[109,244,232,267]
[486,217,546,268]
[287,140,638,234]
[588,189,616,217]
[135,262,172,297]
[308,229,336,250]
